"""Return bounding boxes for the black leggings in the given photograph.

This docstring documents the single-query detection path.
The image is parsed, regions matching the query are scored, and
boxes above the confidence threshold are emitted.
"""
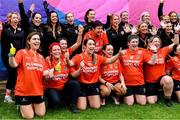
[44,80,80,109]
[1,55,17,90]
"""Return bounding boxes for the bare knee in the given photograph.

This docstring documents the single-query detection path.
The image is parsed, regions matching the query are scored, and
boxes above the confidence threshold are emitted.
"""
[77,105,87,110]
[20,109,34,119]
[161,76,173,86]
[100,85,111,97]
[33,102,46,117]
[136,95,146,105]
[137,101,146,105]
[77,97,87,110]
[89,104,100,109]
[124,96,134,106]
[147,96,157,104]
[35,111,45,117]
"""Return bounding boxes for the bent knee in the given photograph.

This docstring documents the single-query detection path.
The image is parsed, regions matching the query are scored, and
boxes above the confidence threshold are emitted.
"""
[21,113,34,119]
[90,104,100,109]
[137,101,146,105]
[161,76,173,85]
[35,111,45,117]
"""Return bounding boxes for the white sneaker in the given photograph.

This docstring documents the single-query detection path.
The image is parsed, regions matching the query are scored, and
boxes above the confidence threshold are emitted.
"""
[101,98,106,106]
[112,96,120,105]
[4,96,14,103]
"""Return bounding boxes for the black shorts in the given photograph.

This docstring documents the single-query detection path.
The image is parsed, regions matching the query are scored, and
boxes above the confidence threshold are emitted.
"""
[125,85,146,96]
[173,80,180,91]
[15,96,44,105]
[79,83,100,97]
[145,82,160,96]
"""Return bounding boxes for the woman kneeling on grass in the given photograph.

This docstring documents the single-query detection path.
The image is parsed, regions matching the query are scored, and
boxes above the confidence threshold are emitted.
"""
[44,42,80,113]
[119,35,158,106]
[166,44,180,103]
[67,38,121,110]
[99,44,126,105]
[8,32,55,119]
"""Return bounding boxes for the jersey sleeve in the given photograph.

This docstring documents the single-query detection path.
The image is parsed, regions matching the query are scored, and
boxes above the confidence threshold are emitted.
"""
[143,49,151,63]
[166,58,174,71]
[98,55,107,65]
[103,32,109,44]
[15,50,23,65]
[71,54,80,66]
[162,46,170,57]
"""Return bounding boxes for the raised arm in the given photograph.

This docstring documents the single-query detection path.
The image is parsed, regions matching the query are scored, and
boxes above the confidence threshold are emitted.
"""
[69,25,84,52]
[168,26,180,50]
[158,0,164,21]
[104,48,121,64]
[8,44,18,68]
[43,0,50,20]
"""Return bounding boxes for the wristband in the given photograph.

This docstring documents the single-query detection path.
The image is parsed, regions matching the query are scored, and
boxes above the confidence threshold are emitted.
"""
[104,81,107,85]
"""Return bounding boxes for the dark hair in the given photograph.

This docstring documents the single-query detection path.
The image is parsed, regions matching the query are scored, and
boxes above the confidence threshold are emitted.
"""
[46,11,62,34]
[120,11,128,17]
[47,10,60,25]
[173,44,180,55]
[83,38,96,64]
[102,44,112,51]
[148,35,161,43]
[32,12,41,20]
[84,9,95,24]
[93,20,103,29]
[65,12,73,20]
[25,32,40,49]
[58,37,68,42]
[127,35,139,42]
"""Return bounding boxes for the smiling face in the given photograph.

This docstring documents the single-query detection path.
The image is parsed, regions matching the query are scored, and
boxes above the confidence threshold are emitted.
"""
[169,12,178,23]
[50,12,58,24]
[120,11,128,23]
[59,39,68,52]
[165,22,172,33]
[138,22,148,34]
[162,15,170,23]
[27,34,41,51]
[93,26,103,36]
[87,10,96,22]
[142,13,151,24]
[128,38,139,51]
[51,45,61,59]
[111,15,120,27]
[32,13,42,26]
[84,39,95,55]
[103,45,114,58]
[151,37,161,49]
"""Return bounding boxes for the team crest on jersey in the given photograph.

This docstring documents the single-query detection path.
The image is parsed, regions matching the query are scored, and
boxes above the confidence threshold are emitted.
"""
[130,55,134,59]
[121,31,124,35]
[136,50,142,59]
[17,27,22,31]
